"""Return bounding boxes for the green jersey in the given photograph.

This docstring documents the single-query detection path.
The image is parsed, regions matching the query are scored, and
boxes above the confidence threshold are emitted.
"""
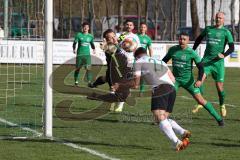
[164,45,201,81]
[74,32,94,55]
[200,26,234,63]
[137,33,152,49]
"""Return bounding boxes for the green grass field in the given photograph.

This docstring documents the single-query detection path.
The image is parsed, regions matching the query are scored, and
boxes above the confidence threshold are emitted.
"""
[0,64,240,160]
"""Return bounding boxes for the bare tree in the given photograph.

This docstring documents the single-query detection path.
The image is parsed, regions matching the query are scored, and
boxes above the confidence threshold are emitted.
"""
[118,0,124,32]
[136,0,141,31]
[219,0,223,11]
[211,0,215,25]
[190,0,200,39]
[105,0,110,28]
[88,0,95,34]
[59,0,63,38]
[81,0,85,25]
[170,0,174,40]
[238,0,240,41]
[204,0,207,27]
[173,0,179,40]
[68,0,72,38]
[159,0,167,40]
[145,0,148,24]
[154,0,159,40]
[230,0,236,40]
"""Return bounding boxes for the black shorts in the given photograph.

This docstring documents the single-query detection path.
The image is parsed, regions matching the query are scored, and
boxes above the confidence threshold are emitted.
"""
[151,84,176,113]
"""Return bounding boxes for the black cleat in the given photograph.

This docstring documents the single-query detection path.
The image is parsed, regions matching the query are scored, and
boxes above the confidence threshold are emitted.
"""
[88,83,96,88]
[218,119,224,127]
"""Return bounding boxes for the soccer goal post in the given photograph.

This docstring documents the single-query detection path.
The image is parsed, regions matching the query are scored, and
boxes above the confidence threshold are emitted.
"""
[44,0,53,138]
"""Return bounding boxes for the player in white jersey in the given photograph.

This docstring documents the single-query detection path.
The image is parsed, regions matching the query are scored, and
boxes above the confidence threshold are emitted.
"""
[114,19,141,112]
[112,47,191,151]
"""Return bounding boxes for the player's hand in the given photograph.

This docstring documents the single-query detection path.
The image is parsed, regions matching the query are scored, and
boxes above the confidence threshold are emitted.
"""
[92,49,96,54]
[218,53,224,59]
[111,83,119,92]
[195,80,202,88]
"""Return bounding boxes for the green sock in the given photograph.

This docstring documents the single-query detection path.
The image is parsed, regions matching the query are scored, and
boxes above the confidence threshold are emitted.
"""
[140,79,145,93]
[218,91,225,106]
[204,102,222,121]
[86,70,92,82]
[74,70,80,82]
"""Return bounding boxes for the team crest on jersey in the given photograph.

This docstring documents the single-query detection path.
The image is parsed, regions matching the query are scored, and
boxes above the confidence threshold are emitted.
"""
[181,54,187,60]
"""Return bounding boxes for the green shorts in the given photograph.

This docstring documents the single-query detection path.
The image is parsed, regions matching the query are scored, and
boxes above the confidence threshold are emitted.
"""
[204,60,225,82]
[174,78,200,96]
[76,55,91,68]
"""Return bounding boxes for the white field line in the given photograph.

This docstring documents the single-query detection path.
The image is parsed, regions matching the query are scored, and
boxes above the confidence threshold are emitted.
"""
[178,95,238,108]
[0,117,120,160]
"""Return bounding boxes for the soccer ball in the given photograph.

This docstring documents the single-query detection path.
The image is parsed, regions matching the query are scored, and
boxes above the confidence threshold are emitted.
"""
[121,37,138,52]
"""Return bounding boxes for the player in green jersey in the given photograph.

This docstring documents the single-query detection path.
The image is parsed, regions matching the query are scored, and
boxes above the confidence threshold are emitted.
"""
[163,32,224,126]
[73,22,96,86]
[137,22,153,96]
[192,12,234,117]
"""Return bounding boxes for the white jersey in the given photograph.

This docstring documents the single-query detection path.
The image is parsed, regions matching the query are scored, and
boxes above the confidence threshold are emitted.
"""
[117,32,141,67]
[134,55,174,88]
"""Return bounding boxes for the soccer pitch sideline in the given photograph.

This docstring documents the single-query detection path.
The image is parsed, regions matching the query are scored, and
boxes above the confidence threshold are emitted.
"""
[0,64,239,160]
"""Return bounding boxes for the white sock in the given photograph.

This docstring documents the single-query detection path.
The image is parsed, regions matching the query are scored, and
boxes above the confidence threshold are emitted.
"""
[117,102,124,109]
[168,119,185,135]
[159,119,179,144]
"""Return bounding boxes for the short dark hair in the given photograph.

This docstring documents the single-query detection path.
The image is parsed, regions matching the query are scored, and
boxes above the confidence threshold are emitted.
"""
[140,22,147,26]
[124,19,134,25]
[179,32,189,37]
[82,22,90,27]
[103,29,114,38]
[134,47,147,57]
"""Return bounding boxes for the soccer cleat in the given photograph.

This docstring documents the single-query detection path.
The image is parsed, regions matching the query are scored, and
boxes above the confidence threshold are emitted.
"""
[88,83,96,88]
[217,119,224,127]
[74,81,79,86]
[182,130,191,140]
[192,104,203,113]
[176,139,189,152]
[220,104,227,117]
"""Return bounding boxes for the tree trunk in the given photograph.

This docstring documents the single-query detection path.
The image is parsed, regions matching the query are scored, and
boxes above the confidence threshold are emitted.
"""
[68,0,72,38]
[137,0,141,32]
[204,0,207,27]
[170,0,174,40]
[59,0,63,38]
[81,0,85,25]
[219,0,223,11]
[145,0,148,24]
[154,0,159,40]
[118,0,124,32]
[190,0,200,39]
[230,0,236,40]
[159,0,167,40]
[105,0,110,28]
[173,0,179,40]
[88,0,95,34]
[238,0,240,41]
[211,0,215,26]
